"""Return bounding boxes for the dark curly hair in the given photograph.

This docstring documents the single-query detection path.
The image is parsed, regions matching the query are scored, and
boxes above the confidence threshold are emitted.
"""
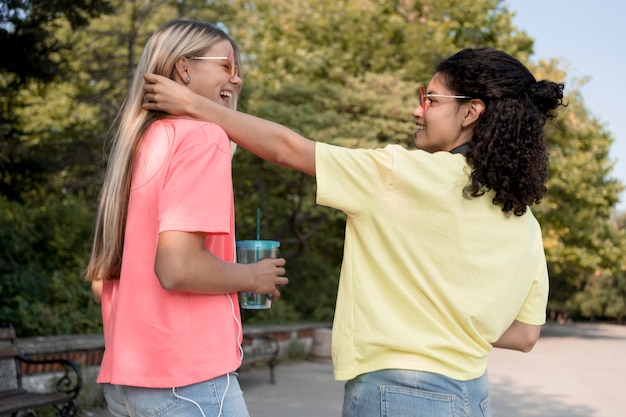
[435,48,565,216]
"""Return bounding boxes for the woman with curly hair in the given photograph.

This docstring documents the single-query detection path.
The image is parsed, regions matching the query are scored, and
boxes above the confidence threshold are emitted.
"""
[143,47,565,417]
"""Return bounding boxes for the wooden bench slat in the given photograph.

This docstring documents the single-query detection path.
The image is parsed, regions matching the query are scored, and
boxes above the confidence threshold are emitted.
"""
[241,353,276,366]
[0,388,28,400]
[0,390,71,414]
[0,345,20,359]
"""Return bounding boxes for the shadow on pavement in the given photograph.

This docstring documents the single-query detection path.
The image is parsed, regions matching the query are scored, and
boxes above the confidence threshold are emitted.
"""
[239,360,343,417]
[540,322,626,340]
[490,375,597,417]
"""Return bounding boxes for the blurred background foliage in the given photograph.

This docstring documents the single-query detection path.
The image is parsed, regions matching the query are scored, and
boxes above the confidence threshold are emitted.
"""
[1,0,625,336]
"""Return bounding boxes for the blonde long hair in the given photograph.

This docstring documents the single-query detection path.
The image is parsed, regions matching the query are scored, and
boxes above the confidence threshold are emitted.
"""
[85,20,241,281]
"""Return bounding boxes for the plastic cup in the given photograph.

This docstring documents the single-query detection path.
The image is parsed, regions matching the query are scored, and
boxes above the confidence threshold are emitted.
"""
[236,240,280,309]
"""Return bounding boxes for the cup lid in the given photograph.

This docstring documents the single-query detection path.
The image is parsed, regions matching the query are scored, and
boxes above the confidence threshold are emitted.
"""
[236,240,280,249]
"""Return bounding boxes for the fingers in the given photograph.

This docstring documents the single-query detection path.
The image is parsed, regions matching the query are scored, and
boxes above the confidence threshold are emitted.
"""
[256,277,287,298]
[270,287,281,301]
[268,258,287,290]
[275,276,289,288]
[142,74,159,110]
[142,92,162,112]
[142,74,155,94]
[142,100,156,112]
[263,257,286,275]
[272,257,286,267]
[272,259,287,289]
[255,257,288,295]
[143,73,158,84]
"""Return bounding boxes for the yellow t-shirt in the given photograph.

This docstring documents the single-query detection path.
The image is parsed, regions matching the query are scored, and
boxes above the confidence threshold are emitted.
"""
[315,142,549,381]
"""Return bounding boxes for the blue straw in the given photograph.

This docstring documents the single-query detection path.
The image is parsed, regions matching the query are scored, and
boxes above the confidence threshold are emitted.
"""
[255,208,261,262]
[256,208,261,241]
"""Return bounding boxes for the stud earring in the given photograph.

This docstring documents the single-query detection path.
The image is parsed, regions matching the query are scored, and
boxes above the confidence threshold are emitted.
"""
[185,76,191,83]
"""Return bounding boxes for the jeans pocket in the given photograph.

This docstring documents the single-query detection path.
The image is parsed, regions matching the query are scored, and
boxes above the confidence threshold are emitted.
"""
[381,385,455,417]
[480,394,491,417]
[122,386,178,417]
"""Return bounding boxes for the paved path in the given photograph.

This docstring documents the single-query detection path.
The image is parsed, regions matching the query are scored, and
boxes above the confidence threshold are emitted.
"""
[488,322,626,417]
[85,322,626,417]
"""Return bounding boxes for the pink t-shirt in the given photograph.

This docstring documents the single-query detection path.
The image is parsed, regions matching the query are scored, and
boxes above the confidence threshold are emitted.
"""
[97,118,242,388]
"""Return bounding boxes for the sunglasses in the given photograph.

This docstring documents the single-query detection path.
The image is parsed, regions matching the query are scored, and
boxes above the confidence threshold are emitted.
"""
[419,85,472,113]
[188,51,239,78]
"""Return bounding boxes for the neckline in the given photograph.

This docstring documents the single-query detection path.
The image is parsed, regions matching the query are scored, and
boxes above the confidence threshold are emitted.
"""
[449,143,470,156]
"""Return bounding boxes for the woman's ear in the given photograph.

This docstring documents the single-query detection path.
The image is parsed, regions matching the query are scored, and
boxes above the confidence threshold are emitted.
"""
[174,57,190,84]
[461,99,485,127]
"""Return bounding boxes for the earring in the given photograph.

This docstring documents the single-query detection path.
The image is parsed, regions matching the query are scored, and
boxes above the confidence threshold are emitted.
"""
[185,76,191,83]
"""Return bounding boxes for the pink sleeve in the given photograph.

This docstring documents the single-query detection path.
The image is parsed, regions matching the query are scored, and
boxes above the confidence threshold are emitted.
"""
[158,125,233,234]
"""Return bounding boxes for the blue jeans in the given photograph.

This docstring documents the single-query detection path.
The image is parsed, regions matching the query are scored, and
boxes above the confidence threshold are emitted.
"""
[103,373,250,417]
[343,369,491,417]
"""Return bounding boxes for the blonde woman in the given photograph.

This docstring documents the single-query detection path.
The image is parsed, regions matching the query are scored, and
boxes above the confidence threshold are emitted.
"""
[85,20,288,417]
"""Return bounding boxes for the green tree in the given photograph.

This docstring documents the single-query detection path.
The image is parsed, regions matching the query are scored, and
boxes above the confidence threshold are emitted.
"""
[0,193,101,335]
[0,0,114,200]
[224,0,512,322]
[0,0,157,334]
[0,0,118,335]
[3,0,626,334]
[529,61,626,321]
[0,0,253,334]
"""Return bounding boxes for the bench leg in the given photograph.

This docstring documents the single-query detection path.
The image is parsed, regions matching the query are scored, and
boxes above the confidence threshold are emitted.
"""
[269,358,277,384]
[53,399,79,417]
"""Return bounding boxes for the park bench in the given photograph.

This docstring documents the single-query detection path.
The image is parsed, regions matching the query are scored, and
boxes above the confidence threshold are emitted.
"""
[0,325,82,417]
[240,329,280,384]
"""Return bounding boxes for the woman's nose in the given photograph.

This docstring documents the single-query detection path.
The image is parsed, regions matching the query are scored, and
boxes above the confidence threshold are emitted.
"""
[230,73,242,84]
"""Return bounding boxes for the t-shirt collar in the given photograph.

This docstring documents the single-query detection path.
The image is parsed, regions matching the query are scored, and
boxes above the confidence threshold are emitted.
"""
[449,143,470,156]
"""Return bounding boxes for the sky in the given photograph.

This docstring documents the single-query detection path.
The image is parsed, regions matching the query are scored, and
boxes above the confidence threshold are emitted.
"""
[505,0,626,212]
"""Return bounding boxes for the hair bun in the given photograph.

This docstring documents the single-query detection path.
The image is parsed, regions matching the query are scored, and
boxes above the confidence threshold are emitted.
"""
[530,80,565,120]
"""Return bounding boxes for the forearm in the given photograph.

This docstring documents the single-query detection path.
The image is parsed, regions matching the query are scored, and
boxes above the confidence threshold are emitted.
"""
[492,320,542,352]
[186,94,316,176]
[143,72,315,176]
[156,247,253,293]
[154,231,286,295]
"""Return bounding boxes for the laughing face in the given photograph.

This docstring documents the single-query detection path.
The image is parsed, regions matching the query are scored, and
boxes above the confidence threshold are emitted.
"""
[177,39,242,110]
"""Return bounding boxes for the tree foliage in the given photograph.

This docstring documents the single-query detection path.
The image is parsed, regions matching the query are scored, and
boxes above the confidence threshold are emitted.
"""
[0,194,100,335]
[1,0,625,335]
[533,63,626,321]
[0,0,114,200]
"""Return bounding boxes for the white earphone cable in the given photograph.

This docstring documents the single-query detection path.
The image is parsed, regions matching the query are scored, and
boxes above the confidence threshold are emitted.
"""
[170,294,241,417]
